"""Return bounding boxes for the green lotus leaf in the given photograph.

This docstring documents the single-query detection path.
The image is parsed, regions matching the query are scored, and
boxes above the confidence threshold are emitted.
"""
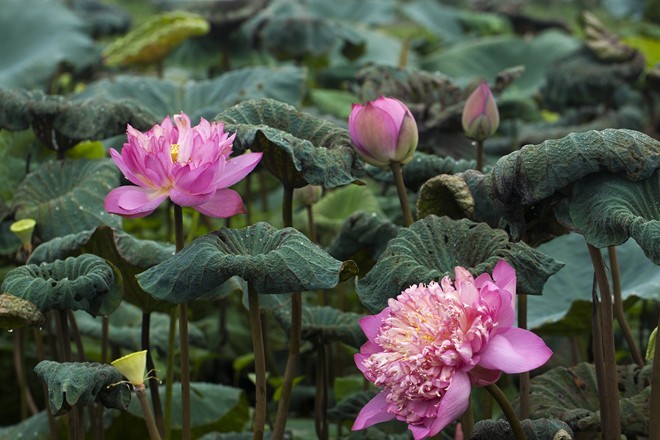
[103,11,210,66]
[484,129,660,240]
[29,226,174,312]
[0,89,157,151]
[156,0,266,26]
[0,411,53,440]
[73,302,206,353]
[137,222,358,302]
[75,66,306,122]
[417,174,476,221]
[127,382,248,434]
[72,0,131,38]
[0,0,98,91]
[1,254,121,316]
[525,362,652,436]
[0,130,50,204]
[34,360,131,416]
[566,171,659,264]
[365,152,475,192]
[0,292,46,330]
[356,215,563,313]
[241,0,365,60]
[216,98,363,188]
[274,305,366,348]
[471,419,573,439]
[328,390,379,422]
[11,160,121,242]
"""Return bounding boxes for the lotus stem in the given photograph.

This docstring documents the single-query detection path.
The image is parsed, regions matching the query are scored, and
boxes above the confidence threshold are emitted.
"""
[649,316,660,439]
[67,310,85,362]
[607,246,644,367]
[314,339,329,440]
[476,140,484,172]
[306,205,317,244]
[164,307,177,440]
[389,161,414,227]
[142,312,165,437]
[274,186,303,439]
[484,383,524,440]
[173,204,191,440]
[248,283,267,440]
[460,400,473,438]
[33,327,59,440]
[586,243,621,439]
[14,329,38,418]
[590,274,607,424]
[398,37,411,68]
[136,384,163,440]
[517,294,530,420]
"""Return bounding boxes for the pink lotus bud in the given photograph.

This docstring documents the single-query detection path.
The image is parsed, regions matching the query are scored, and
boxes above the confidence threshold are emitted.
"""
[348,96,418,168]
[461,81,499,141]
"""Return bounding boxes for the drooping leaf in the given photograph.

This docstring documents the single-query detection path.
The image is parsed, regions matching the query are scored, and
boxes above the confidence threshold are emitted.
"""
[75,66,306,122]
[565,170,660,264]
[11,160,122,241]
[29,226,174,312]
[1,254,121,316]
[103,11,210,66]
[0,293,46,330]
[0,0,99,91]
[416,174,476,221]
[274,305,366,348]
[356,215,563,313]
[34,360,131,416]
[73,301,206,353]
[216,98,363,188]
[127,382,248,435]
[471,419,573,439]
[483,129,660,240]
[137,222,358,302]
[525,362,652,436]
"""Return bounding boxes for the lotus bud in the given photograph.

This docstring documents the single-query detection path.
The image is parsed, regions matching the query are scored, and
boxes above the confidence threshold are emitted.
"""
[10,219,36,253]
[294,185,323,207]
[348,96,418,168]
[461,81,500,141]
[112,350,148,387]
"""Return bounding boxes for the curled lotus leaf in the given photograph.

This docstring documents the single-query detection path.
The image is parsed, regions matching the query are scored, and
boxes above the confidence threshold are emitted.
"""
[417,174,475,221]
[103,11,210,66]
[0,292,46,330]
[1,254,122,316]
[216,98,363,188]
[12,160,122,242]
[137,222,358,302]
[274,305,366,348]
[356,215,563,313]
[34,360,131,416]
[565,171,660,264]
[471,419,573,439]
[484,129,660,241]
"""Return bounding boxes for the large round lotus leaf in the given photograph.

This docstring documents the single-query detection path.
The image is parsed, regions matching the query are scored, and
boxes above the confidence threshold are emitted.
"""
[0,89,157,151]
[567,171,659,264]
[75,66,306,122]
[524,362,651,436]
[484,129,660,240]
[11,159,122,241]
[0,0,98,91]
[216,98,363,188]
[0,293,46,330]
[529,233,660,333]
[0,411,52,440]
[127,382,248,434]
[241,0,365,60]
[29,226,174,313]
[471,419,573,439]
[356,215,563,313]
[365,152,475,192]
[137,222,358,302]
[274,305,366,348]
[34,360,131,416]
[103,11,210,66]
[1,254,121,316]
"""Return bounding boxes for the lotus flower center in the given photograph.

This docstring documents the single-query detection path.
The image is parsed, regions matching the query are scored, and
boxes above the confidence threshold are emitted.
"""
[170,143,181,162]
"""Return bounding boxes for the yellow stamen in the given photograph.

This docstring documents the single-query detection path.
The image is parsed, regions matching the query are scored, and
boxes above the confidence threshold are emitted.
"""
[171,143,180,162]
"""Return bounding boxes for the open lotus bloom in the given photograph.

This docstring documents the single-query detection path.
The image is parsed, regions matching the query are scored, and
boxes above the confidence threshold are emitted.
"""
[105,112,262,219]
[461,81,499,141]
[348,96,418,168]
[353,260,552,439]
[111,350,148,386]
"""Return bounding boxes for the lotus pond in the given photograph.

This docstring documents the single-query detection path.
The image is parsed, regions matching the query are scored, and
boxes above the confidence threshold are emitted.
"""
[0,0,658,439]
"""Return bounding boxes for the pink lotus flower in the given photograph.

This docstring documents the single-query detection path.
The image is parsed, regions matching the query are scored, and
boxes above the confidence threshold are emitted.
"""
[349,96,418,168]
[353,260,552,439]
[461,81,499,141]
[105,113,262,219]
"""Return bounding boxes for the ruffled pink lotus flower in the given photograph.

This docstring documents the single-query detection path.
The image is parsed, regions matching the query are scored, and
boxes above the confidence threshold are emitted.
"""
[105,113,262,219]
[353,260,552,439]
[349,96,418,168]
[461,81,499,141]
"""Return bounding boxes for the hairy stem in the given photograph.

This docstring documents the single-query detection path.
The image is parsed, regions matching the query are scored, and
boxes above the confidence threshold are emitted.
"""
[164,307,177,440]
[248,283,267,440]
[476,139,484,172]
[484,383,524,440]
[142,312,165,437]
[136,385,163,440]
[389,161,414,226]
